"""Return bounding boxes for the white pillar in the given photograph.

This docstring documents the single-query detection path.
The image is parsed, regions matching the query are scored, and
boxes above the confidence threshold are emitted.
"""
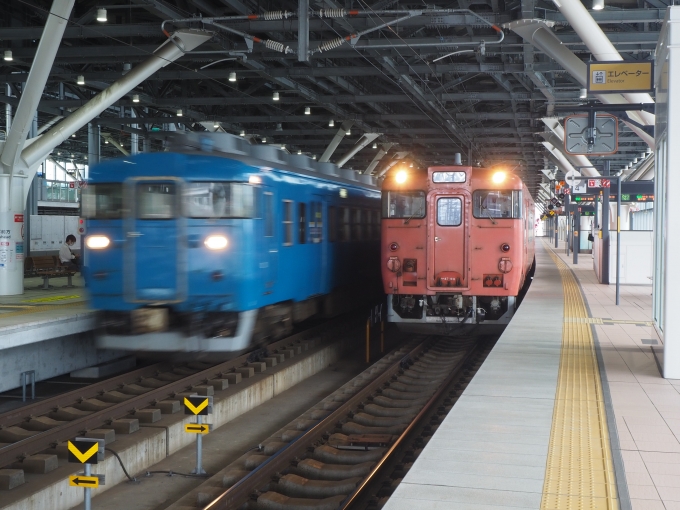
[655,7,680,377]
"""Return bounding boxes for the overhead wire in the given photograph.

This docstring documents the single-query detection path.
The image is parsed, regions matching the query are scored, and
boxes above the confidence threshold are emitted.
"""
[312,13,470,160]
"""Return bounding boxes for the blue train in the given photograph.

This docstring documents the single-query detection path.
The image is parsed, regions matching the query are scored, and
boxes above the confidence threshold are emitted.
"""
[83,133,381,353]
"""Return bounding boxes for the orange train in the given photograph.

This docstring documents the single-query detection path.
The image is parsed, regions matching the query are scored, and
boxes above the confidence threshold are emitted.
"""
[381,162,536,334]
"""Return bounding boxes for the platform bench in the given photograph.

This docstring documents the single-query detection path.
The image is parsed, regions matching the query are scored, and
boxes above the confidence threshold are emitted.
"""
[24,256,76,289]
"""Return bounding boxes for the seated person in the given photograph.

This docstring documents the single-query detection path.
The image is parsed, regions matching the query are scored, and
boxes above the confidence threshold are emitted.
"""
[59,234,80,271]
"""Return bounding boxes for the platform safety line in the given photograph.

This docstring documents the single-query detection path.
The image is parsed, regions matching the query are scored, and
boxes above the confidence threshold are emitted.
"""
[542,245,619,510]
[0,300,87,319]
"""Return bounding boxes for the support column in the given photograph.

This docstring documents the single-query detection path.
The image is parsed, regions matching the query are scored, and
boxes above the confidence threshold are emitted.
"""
[655,7,678,378]
[130,108,138,155]
[319,121,353,163]
[601,160,610,284]
[88,123,100,166]
[5,84,11,133]
[298,0,309,62]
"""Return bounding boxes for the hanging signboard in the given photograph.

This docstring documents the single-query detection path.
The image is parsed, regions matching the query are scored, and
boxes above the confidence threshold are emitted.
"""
[587,61,654,93]
[564,114,618,155]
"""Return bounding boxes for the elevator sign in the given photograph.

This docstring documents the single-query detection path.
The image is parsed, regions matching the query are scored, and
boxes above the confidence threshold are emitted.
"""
[587,61,654,93]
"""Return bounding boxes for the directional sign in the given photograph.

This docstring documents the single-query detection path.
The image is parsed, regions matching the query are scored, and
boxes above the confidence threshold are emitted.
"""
[185,423,211,434]
[69,475,100,488]
[184,396,211,416]
[67,439,101,464]
[587,179,611,189]
[587,61,654,93]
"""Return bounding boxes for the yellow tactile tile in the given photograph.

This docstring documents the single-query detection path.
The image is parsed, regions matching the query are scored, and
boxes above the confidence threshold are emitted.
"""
[542,244,619,510]
[0,299,86,318]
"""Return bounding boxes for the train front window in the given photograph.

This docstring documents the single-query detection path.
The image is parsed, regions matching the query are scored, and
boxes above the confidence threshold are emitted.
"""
[183,183,256,218]
[437,198,462,226]
[473,190,522,219]
[382,191,426,219]
[138,183,177,219]
[81,184,124,219]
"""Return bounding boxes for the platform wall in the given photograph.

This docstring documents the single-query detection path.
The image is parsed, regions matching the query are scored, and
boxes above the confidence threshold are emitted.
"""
[0,332,122,393]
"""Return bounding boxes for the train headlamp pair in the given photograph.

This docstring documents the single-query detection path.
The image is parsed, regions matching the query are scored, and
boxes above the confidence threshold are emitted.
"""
[86,234,229,250]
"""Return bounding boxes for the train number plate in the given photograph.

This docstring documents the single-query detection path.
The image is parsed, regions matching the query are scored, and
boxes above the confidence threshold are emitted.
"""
[131,308,169,334]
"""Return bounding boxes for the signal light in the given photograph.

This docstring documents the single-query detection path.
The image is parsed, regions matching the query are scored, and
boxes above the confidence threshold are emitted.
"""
[501,243,510,252]
[389,242,399,251]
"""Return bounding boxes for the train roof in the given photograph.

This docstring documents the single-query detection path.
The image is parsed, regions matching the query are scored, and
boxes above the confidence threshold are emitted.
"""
[88,132,379,191]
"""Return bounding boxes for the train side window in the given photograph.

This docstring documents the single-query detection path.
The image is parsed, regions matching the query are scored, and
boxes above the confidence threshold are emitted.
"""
[436,197,462,226]
[283,200,294,245]
[340,207,351,242]
[328,206,337,243]
[311,202,322,243]
[352,209,362,241]
[299,203,307,244]
[264,192,274,237]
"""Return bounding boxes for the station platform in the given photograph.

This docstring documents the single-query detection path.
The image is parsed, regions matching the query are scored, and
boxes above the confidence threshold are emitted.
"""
[385,238,665,510]
[0,274,93,350]
[0,275,118,395]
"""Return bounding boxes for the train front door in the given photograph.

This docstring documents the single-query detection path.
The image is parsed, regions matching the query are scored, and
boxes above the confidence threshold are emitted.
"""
[427,193,467,289]
[124,178,186,303]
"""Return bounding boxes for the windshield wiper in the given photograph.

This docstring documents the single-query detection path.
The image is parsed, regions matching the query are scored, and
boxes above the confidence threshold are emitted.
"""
[484,209,497,225]
[404,208,422,225]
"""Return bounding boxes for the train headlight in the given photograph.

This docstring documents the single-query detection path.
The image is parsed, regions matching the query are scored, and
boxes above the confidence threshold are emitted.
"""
[205,235,228,250]
[395,171,407,184]
[86,235,110,249]
[492,171,506,184]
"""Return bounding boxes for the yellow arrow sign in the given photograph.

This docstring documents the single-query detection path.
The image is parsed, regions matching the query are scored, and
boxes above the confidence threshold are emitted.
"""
[185,423,210,434]
[69,475,99,488]
[184,397,209,415]
[67,441,99,464]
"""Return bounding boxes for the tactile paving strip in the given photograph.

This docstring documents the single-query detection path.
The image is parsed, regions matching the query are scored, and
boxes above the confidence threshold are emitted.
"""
[542,246,618,510]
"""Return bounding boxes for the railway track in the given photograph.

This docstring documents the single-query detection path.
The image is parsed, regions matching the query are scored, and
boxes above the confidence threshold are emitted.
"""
[158,334,495,510]
[0,315,360,474]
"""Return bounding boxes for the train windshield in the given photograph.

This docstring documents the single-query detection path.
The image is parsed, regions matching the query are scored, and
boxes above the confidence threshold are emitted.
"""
[183,182,256,218]
[382,191,426,219]
[138,183,177,219]
[473,190,522,219]
[81,184,124,219]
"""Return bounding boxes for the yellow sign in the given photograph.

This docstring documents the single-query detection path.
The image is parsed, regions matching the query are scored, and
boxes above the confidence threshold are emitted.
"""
[185,423,210,434]
[69,475,99,488]
[22,295,81,303]
[183,397,209,415]
[587,61,653,93]
[67,441,99,464]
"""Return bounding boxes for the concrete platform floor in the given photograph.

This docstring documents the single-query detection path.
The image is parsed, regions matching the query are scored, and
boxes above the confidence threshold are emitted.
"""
[80,352,370,510]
